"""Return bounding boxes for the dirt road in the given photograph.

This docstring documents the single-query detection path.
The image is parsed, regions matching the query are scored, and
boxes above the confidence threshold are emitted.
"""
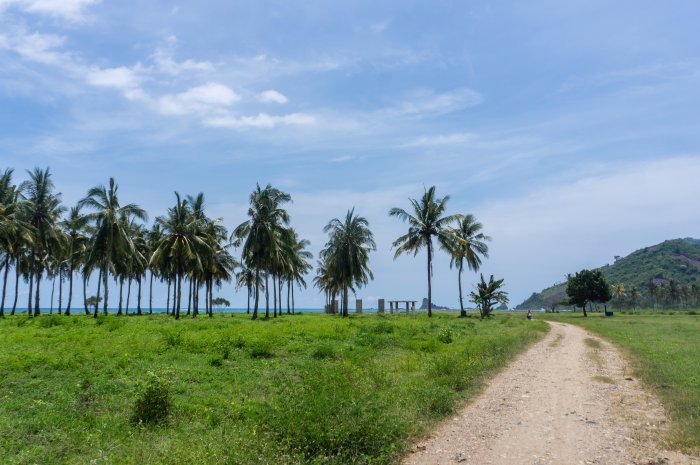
[403,321,698,465]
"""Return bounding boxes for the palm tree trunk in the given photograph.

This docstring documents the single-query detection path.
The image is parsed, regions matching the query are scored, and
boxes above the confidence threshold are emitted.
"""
[83,272,89,315]
[166,277,171,314]
[287,280,291,314]
[192,278,198,318]
[265,272,270,318]
[34,270,42,316]
[252,267,259,320]
[0,254,10,315]
[458,261,466,317]
[12,258,20,315]
[50,274,55,315]
[66,266,74,315]
[58,272,63,315]
[208,278,213,318]
[292,284,295,314]
[427,241,433,318]
[187,278,192,316]
[343,286,349,317]
[137,274,142,315]
[149,272,153,314]
[118,278,124,316]
[247,286,250,314]
[27,269,34,317]
[273,274,277,318]
[126,277,132,316]
[278,278,283,317]
[175,273,182,320]
[94,268,102,318]
[102,262,109,315]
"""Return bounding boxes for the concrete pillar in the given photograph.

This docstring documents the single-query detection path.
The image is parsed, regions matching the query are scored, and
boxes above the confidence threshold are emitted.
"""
[378,299,385,313]
[405,301,409,315]
[356,299,363,314]
[390,301,394,314]
[411,301,416,316]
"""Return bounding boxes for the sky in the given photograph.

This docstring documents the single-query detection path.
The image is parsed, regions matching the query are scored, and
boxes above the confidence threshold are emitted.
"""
[2,0,700,309]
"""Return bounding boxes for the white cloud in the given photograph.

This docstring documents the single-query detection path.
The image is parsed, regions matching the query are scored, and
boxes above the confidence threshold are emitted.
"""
[203,112,315,129]
[156,83,240,116]
[0,0,100,21]
[85,65,141,90]
[402,133,476,147]
[387,87,484,118]
[258,89,288,104]
[0,29,67,65]
[151,37,214,75]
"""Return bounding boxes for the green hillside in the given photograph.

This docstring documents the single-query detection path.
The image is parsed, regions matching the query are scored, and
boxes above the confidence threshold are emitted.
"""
[516,238,700,309]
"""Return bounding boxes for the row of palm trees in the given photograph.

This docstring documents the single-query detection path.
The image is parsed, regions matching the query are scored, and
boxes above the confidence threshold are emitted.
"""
[0,169,314,319]
[2,166,497,319]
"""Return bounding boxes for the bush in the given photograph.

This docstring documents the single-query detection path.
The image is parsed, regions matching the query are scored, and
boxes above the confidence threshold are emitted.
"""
[209,356,224,367]
[131,372,173,425]
[437,328,453,344]
[249,340,274,359]
[311,343,337,360]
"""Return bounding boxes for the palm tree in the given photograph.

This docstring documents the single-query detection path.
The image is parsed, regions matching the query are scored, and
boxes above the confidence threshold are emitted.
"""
[283,228,312,314]
[389,186,462,317]
[236,265,263,314]
[446,215,490,317]
[233,184,291,320]
[469,274,509,318]
[61,205,89,316]
[151,193,207,320]
[78,178,147,317]
[321,209,375,317]
[20,167,66,316]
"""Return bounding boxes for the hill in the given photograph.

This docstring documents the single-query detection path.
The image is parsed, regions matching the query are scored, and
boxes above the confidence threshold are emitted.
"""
[516,238,700,309]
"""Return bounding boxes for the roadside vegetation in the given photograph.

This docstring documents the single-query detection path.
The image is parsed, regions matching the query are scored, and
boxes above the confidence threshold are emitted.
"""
[0,312,546,464]
[544,312,700,454]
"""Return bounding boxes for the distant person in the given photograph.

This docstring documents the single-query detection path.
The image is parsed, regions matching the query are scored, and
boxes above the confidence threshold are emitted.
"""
[527,309,533,320]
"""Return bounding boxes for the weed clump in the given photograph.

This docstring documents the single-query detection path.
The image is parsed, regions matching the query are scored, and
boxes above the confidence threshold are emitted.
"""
[131,372,173,426]
[438,328,453,344]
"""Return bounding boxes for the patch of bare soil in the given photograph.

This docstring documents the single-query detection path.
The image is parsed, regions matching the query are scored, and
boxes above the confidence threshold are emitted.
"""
[403,322,699,465]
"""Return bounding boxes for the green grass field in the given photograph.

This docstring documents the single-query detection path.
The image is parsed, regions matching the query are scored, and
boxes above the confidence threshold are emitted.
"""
[544,311,700,454]
[0,312,546,465]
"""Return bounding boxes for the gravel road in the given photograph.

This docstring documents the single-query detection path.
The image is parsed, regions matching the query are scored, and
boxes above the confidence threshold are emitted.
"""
[403,321,698,465]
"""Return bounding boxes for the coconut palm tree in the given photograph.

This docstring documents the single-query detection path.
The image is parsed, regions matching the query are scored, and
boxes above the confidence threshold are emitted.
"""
[151,193,209,320]
[78,178,147,317]
[233,184,291,320]
[282,228,312,314]
[61,205,89,316]
[321,208,375,317]
[446,214,490,317]
[389,186,462,317]
[469,274,509,318]
[236,265,263,314]
[21,167,66,316]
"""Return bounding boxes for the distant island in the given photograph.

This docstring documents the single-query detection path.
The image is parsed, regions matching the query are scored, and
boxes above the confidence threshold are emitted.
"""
[419,298,450,310]
[516,238,700,309]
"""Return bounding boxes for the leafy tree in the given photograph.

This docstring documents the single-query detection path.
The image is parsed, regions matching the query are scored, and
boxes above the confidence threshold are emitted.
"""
[233,184,291,320]
[79,178,147,318]
[20,167,66,316]
[389,186,462,317]
[469,274,509,318]
[566,269,612,317]
[445,214,490,317]
[320,209,375,317]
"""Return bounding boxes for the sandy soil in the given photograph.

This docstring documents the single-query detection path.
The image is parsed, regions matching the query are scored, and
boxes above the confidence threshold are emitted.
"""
[403,321,699,465]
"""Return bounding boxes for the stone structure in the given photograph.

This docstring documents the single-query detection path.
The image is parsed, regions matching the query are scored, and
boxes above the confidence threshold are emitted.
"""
[378,299,385,313]
[355,299,363,314]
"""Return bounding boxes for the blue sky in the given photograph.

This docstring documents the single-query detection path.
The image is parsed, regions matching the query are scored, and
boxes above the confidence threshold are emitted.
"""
[2,0,700,309]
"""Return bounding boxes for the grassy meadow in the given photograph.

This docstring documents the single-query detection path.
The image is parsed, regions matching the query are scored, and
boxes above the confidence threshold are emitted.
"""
[544,311,700,454]
[0,312,546,465]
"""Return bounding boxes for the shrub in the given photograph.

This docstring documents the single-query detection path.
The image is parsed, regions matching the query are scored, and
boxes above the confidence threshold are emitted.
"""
[209,356,224,367]
[131,372,173,426]
[249,340,274,359]
[312,343,337,360]
[437,328,453,344]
